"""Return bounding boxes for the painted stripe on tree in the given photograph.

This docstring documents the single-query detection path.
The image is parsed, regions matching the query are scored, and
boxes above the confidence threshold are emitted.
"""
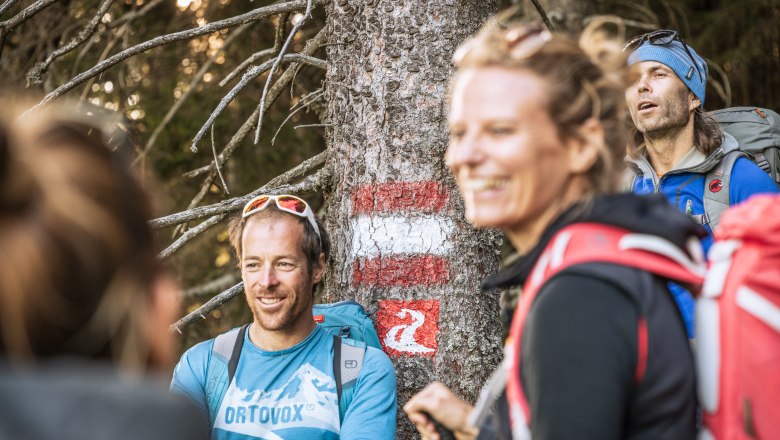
[349,215,454,257]
[376,300,439,358]
[353,255,450,287]
[351,181,449,215]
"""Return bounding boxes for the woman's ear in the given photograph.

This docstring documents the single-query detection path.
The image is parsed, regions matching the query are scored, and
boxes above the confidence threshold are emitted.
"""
[567,118,603,174]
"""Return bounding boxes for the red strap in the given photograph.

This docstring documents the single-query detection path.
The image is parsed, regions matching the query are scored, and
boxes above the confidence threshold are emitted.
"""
[505,223,704,430]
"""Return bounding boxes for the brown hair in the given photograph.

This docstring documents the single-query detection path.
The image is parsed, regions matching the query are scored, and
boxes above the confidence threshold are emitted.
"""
[627,108,724,159]
[228,203,330,281]
[0,103,162,370]
[452,17,630,196]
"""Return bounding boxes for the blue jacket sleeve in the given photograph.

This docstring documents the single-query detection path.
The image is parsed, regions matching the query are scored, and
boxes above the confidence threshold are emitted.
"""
[339,347,397,440]
[730,157,780,205]
[170,339,213,418]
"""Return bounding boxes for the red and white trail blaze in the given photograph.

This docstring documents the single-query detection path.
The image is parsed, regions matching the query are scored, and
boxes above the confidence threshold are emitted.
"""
[350,181,451,358]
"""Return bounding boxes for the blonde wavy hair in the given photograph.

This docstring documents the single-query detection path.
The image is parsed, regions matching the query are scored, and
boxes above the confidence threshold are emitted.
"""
[452,17,630,196]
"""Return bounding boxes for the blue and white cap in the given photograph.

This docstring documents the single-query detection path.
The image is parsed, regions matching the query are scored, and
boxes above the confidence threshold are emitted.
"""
[628,38,708,106]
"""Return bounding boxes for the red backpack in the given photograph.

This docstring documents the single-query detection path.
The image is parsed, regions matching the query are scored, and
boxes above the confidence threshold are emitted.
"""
[696,194,780,440]
[504,222,706,439]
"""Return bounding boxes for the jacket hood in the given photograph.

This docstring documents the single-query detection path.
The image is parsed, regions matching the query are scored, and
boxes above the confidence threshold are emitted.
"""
[626,132,738,182]
[482,193,706,290]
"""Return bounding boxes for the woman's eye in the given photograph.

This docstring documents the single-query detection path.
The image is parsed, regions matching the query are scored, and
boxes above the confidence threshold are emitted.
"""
[490,127,513,136]
[449,128,465,139]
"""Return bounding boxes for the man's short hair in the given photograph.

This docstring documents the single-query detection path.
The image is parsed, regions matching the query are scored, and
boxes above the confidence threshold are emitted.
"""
[228,205,331,275]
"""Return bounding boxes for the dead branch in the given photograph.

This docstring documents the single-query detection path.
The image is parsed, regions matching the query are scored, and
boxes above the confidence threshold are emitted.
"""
[25,0,311,114]
[184,272,241,298]
[186,27,327,179]
[271,88,323,145]
[529,0,555,32]
[171,282,245,332]
[253,0,314,144]
[26,0,113,85]
[0,0,21,17]
[152,155,330,229]
[136,22,252,164]
[159,213,227,259]
[71,0,164,77]
[219,47,274,87]
[0,0,60,59]
[190,53,325,152]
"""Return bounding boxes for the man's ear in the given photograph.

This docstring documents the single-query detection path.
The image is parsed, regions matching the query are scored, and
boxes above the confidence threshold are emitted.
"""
[567,118,603,174]
[312,253,326,284]
[689,91,701,111]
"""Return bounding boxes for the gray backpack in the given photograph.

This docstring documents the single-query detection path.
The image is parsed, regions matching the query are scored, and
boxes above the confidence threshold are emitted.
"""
[704,107,780,229]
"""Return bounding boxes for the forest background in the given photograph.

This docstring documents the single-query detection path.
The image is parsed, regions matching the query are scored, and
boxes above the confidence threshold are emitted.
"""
[1,0,778,437]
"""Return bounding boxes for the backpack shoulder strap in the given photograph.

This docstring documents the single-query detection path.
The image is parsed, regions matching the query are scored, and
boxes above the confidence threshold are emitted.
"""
[205,324,248,426]
[704,151,744,231]
[333,334,367,425]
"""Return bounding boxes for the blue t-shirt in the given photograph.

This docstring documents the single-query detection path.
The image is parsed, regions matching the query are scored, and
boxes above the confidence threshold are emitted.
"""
[171,325,397,440]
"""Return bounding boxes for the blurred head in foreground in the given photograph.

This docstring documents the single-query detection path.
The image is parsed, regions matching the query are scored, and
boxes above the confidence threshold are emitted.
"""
[0,102,180,373]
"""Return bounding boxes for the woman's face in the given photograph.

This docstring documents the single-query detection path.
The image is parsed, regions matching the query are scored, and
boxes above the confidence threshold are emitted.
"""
[446,67,578,244]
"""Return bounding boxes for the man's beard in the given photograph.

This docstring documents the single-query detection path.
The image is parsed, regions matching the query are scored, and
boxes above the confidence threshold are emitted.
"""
[637,88,691,139]
[248,284,312,332]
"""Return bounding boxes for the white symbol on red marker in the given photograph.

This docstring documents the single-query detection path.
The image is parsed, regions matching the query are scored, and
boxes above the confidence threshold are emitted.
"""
[377,300,439,358]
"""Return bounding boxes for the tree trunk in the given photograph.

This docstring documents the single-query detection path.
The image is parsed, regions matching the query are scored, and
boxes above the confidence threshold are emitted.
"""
[323,1,501,437]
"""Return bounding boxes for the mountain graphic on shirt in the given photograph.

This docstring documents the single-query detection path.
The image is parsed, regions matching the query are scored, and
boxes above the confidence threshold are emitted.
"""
[214,363,340,438]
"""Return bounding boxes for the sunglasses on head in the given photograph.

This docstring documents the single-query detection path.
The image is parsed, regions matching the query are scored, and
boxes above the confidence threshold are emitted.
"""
[242,194,320,238]
[623,30,703,82]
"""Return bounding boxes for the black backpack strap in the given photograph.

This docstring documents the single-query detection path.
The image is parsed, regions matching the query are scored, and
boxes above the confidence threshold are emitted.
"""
[333,334,343,406]
[227,324,249,384]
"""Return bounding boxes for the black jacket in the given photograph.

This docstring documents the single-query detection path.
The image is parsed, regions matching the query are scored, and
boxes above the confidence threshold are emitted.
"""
[0,359,209,440]
[478,194,702,440]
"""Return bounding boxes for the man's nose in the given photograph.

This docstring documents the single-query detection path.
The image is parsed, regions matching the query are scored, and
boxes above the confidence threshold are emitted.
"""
[258,267,279,289]
[636,75,651,94]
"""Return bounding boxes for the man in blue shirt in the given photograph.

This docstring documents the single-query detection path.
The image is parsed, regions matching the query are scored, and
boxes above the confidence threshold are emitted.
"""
[624,31,778,334]
[171,195,397,439]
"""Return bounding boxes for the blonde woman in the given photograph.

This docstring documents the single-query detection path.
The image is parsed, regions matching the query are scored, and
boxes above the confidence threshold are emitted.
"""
[405,21,702,440]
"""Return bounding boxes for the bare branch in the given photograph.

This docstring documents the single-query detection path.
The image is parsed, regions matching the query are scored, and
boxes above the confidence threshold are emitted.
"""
[272,88,323,145]
[190,53,325,152]
[529,0,555,32]
[219,48,274,87]
[159,213,226,259]
[27,0,113,85]
[108,0,163,28]
[135,22,252,164]
[26,0,312,114]
[0,0,21,18]
[253,0,314,144]
[152,156,330,229]
[71,0,164,77]
[0,0,60,59]
[184,273,241,298]
[171,282,245,332]
[294,123,331,129]
[186,27,327,179]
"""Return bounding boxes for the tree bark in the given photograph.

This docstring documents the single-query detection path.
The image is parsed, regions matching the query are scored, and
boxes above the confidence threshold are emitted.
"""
[323,1,501,437]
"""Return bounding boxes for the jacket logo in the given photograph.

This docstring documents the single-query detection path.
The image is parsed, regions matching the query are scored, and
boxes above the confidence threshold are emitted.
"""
[344,360,358,369]
[709,179,723,193]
